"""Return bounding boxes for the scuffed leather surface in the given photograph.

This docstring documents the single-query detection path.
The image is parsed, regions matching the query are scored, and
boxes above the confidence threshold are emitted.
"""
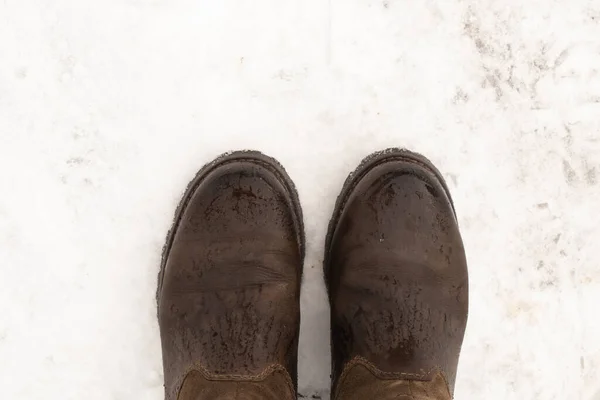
[327,155,468,395]
[158,158,303,400]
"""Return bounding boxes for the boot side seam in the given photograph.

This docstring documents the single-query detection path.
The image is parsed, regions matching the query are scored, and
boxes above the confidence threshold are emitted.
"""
[174,363,295,400]
[333,356,446,400]
[343,356,438,380]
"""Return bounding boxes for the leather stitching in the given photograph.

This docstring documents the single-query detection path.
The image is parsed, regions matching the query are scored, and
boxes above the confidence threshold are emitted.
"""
[174,363,295,400]
[343,356,438,380]
[333,356,447,400]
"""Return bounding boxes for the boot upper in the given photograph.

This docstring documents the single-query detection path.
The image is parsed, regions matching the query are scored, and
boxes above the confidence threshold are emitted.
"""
[326,154,468,395]
[158,156,303,400]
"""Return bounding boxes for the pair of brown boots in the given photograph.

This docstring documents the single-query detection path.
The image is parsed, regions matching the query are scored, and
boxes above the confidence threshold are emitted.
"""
[157,149,469,400]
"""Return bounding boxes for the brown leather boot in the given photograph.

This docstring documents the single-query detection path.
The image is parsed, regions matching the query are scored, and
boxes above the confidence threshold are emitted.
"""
[325,149,469,400]
[157,151,304,400]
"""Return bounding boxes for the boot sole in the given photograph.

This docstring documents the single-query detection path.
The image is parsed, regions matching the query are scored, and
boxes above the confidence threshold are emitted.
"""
[323,148,455,294]
[156,150,306,308]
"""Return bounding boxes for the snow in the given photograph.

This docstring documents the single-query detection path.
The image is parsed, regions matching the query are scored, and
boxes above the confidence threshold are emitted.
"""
[1,0,599,399]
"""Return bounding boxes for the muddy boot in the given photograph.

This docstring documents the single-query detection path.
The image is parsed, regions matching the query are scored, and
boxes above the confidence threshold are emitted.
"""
[325,149,469,400]
[157,151,304,400]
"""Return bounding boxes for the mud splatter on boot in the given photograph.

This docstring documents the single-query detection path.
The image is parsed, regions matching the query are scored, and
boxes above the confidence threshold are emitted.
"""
[325,149,468,400]
[158,151,304,400]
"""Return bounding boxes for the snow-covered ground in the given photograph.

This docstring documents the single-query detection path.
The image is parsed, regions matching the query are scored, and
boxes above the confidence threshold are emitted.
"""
[1,0,599,399]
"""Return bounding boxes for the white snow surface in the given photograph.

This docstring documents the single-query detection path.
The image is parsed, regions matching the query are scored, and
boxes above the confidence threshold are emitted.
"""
[1,0,600,399]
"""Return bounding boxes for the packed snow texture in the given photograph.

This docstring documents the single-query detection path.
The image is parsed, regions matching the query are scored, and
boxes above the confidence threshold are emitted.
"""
[1,0,599,399]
